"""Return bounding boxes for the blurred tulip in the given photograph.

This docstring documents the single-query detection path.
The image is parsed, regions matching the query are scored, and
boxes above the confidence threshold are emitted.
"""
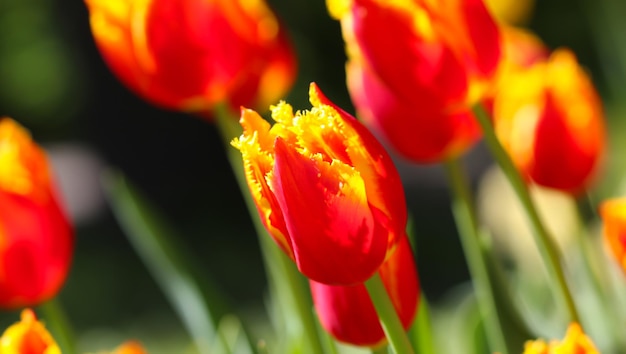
[232,83,407,285]
[85,0,296,113]
[0,309,60,354]
[523,323,599,354]
[495,27,549,82]
[111,340,148,354]
[328,0,501,162]
[0,118,73,308]
[600,198,626,272]
[483,26,548,118]
[309,237,419,347]
[492,49,605,194]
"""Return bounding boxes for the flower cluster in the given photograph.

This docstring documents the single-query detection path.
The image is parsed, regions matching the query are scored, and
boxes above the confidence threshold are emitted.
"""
[4,0,626,352]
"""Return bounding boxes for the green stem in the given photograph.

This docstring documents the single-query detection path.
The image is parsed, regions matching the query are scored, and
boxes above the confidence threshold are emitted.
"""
[472,103,580,324]
[38,298,76,354]
[444,158,509,354]
[364,273,415,354]
[574,197,609,304]
[408,294,436,354]
[214,104,325,354]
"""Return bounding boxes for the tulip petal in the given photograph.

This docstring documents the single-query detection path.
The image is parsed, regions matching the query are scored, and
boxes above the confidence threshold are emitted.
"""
[310,83,409,249]
[310,236,419,347]
[270,137,387,285]
[347,60,480,162]
[349,0,468,108]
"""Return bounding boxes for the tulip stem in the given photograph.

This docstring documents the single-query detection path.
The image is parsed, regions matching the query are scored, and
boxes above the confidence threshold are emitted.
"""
[39,298,76,354]
[365,273,415,354]
[472,103,580,324]
[444,158,509,354]
[214,104,325,354]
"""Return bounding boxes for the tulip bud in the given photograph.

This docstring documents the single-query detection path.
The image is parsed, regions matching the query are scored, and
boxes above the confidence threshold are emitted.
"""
[0,118,73,308]
[0,309,60,354]
[85,0,296,114]
[233,83,408,285]
[328,0,501,162]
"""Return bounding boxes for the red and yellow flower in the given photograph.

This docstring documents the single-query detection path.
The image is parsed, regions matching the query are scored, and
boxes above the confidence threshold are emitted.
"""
[522,323,599,354]
[310,237,419,347]
[491,48,605,194]
[233,83,408,285]
[0,118,73,308]
[0,309,60,354]
[85,0,296,113]
[328,0,501,162]
[600,197,626,273]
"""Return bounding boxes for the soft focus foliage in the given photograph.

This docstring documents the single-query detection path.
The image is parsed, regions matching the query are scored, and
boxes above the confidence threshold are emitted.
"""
[0,118,73,309]
[232,83,408,285]
[310,237,419,347]
[328,0,501,162]
[0,309,60,354]
[84,0,296,114]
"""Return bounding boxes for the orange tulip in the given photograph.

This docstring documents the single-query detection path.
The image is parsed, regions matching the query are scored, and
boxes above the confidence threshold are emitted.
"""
[111,340,148,354]
[491,49,605,194]
[599,198,626,272]
[310,237,419,347]
[0,118,73,308]
[0,309,60,354]
[85,0,296,113]
[522,323,599,354]
[233,83,408,285]
[328,0,501,162]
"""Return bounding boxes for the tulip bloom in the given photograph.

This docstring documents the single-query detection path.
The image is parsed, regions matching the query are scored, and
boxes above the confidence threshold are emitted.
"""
[328,0,501,162]
[522,323,599,354]
[491,49,605,194]
[85,0,296,113]
[0,309,60,354]
[233,83,408,285]
[111,341,148,354]
[599,198,626,273]
[0,118,73,308]
[310,237,419,347]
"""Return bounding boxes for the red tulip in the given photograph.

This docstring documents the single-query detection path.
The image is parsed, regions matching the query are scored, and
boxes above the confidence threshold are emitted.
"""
[328,0,501,162]
[0,118,73,308]
[232,83,408,285]
[85,0,296,113]
[310,237,419,347]
[491,49,605,194]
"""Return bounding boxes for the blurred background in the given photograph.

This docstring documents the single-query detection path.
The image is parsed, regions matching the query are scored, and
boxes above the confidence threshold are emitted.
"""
[1,0,625,352]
